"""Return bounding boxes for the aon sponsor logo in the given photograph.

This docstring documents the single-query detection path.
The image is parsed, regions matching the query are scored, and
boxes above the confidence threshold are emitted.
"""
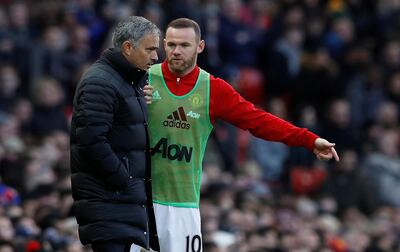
[152,138,193,162]
[187,111,200,119]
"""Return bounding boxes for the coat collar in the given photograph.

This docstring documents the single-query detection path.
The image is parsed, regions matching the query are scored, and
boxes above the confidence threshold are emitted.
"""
[101,48,147,86]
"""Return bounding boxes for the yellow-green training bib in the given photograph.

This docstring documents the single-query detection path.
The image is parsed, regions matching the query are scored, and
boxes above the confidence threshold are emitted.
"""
[148,64,213,208]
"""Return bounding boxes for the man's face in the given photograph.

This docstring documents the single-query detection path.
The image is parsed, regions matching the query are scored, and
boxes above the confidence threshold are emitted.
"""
[126,33,159,71]
[164,27,204,76]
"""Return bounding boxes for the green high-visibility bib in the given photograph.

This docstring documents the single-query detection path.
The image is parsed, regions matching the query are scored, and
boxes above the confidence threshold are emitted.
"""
[148,64,213,208]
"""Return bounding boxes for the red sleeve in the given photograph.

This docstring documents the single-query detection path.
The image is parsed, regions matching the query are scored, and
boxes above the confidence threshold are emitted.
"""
[209,77,319,151]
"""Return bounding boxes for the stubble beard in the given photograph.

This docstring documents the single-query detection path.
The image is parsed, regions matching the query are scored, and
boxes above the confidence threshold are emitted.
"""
[168,53,197,76]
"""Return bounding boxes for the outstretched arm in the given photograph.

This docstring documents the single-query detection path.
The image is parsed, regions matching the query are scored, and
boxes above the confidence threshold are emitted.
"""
[211,78,318,151]
[313,138,340,161]
[209,77,340,160]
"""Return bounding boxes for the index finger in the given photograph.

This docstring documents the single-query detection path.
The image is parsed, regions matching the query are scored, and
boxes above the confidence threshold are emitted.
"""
[331,147,340,162]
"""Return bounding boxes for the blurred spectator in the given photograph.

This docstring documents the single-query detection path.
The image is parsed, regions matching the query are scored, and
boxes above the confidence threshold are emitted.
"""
[385,71,400,113]
[99,1,136,27]
[14,216,40,238]
[381,39,400,75]
[61,25,93,96]
[324,16,355,61]
[346,63,386,129]
[31,26,69,92]
[0,34,14,67]
[7,1,35,89]
[304,6,326,50]
[9,98,33,136]
[287,105,322,167]
[363,129,400,207]
[218,0,264,79]
[375,100,399,129]
[164,0,204,26]
[30,77,69,136]
[236,67,265,106]
[0,113,26,191]
[0,65,20,112]
[343,227,371,252]
[8,1,31,42]
[0,241,14,252]
[0,216,14,242]
[266,26,304,95]
[293,47,340,110]
[73,0,108,54]
[0,180,20,207]
[0,7,9,32]
[320,98,360,150]
[319,149,378,216]
[249,98,290,182]
[211,121,239,171]
[142,1,166,33]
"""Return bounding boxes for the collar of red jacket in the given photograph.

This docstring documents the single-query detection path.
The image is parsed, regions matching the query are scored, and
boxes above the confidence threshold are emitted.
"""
[161,61,200,85]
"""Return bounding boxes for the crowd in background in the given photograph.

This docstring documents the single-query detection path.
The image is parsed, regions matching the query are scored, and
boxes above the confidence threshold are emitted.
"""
[0,0,399,251]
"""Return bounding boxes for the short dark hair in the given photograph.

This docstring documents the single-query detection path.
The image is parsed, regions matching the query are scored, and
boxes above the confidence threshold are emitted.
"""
[167,18,201,41]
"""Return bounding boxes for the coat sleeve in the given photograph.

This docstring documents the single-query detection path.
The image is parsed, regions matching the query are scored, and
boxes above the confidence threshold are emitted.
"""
[74,81,128,189]
[210,78,318,151]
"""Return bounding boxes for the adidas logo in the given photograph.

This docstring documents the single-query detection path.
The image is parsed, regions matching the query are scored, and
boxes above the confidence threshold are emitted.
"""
[152,90,162,100]
[163,107,191,130]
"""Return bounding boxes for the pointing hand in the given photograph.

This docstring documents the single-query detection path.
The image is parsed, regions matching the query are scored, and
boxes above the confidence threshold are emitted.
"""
[313,138,340,162]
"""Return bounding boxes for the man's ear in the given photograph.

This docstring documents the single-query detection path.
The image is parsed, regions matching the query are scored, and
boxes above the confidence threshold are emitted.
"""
[121,40,133,56]
[197,40,205,54]
[163,38,167,51]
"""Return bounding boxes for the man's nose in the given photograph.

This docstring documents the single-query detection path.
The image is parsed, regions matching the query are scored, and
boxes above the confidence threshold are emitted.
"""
[151,51,158,62]
[172,46,182,55]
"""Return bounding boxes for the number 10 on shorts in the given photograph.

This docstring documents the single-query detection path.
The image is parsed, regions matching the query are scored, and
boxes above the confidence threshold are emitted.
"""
[186,235,202,252]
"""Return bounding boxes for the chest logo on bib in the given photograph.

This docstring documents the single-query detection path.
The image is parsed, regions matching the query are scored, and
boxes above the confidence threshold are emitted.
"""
[152,90,162,100]
[163,107,191,130]
[189,93,203,107]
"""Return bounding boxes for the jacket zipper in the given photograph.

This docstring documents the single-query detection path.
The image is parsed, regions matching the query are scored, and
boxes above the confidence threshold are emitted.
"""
[123,156,131,177]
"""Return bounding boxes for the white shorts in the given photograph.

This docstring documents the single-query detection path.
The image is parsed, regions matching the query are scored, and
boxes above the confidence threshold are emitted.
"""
[129,244,141,252]
[129,244,157,252]
[153,203,202,252]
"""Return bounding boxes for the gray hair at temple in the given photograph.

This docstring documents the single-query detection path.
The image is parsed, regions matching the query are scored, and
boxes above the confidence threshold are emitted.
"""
[112,16,160,49]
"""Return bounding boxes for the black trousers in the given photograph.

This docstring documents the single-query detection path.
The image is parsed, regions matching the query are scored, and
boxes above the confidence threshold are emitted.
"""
[92,241,133,252]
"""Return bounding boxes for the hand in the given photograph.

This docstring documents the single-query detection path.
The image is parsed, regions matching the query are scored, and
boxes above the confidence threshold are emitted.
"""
[313,138,340,161]
[143,85,153,104]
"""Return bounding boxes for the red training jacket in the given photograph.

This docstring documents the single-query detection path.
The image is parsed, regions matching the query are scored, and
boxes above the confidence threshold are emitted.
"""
[160,61,318,151]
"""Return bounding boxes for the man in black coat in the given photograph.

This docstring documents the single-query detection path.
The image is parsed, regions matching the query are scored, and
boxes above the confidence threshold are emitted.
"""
[70,16,160,252]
